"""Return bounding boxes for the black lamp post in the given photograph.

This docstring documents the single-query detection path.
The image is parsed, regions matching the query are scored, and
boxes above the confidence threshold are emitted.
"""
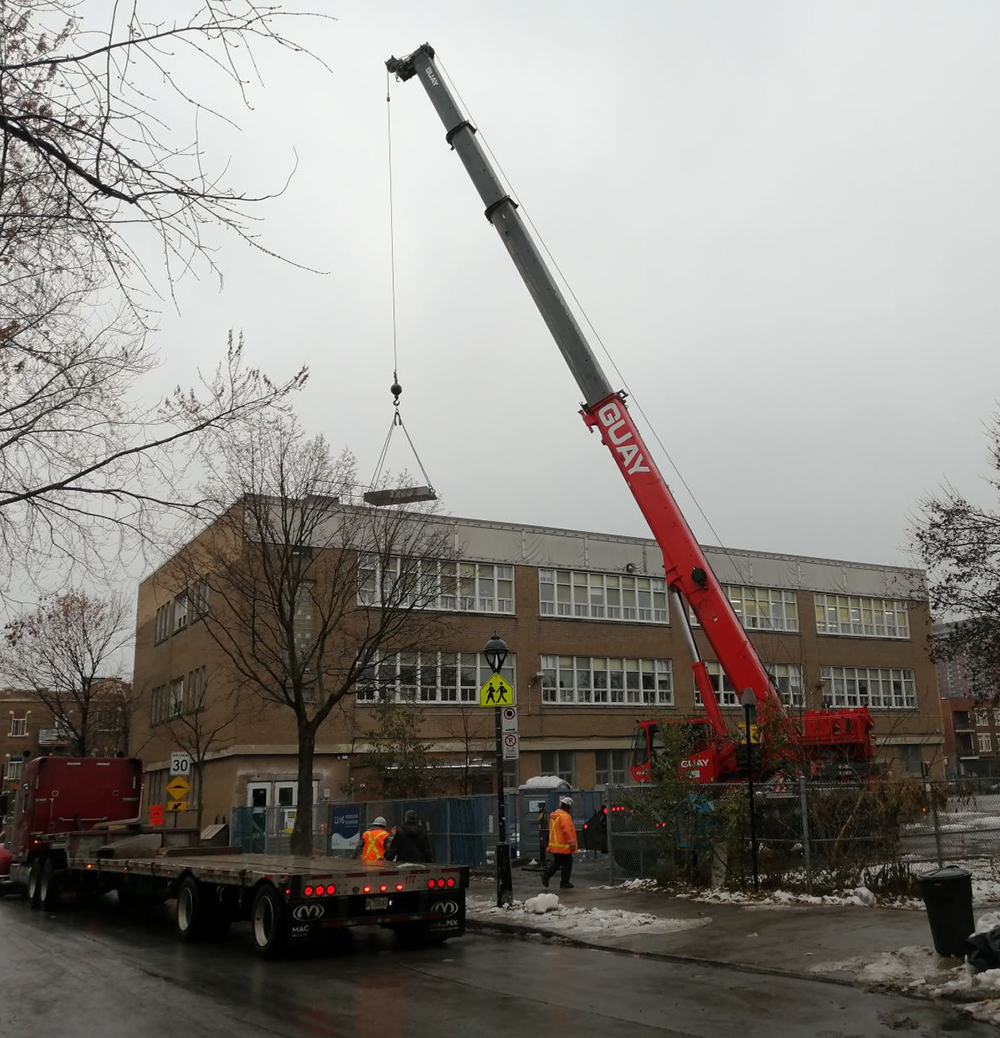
[484,632,513,908]
[740,688,760,894]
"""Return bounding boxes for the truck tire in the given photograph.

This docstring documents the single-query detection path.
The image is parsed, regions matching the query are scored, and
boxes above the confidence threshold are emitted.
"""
[250,884,286,959]
[175,876,206,943]
[39,858,61,911]
[27,860,43,910]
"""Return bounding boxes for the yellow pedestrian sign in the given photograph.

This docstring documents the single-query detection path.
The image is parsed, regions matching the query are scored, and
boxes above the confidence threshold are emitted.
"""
[479,673,515,707]
[166,776,191,800]
[165,800,188,812]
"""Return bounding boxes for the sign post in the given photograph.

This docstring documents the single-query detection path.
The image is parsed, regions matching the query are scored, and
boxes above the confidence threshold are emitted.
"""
[482,633,514,909]
[166,760,192,829]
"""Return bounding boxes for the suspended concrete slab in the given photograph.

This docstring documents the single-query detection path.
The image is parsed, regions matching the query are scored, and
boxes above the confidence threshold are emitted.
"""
[363,485,438,506]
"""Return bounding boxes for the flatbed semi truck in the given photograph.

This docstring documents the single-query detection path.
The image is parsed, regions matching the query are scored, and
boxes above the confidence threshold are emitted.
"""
[0,757,467,957]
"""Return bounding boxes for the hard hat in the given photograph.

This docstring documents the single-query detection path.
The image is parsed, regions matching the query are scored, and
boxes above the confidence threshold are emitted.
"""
[559,796,574,807]
[372,816,387,828]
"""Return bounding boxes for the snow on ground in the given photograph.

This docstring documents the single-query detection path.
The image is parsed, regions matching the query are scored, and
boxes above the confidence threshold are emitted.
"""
[467,893,708,939]
[676,886,910,909]
[815,946,954,991]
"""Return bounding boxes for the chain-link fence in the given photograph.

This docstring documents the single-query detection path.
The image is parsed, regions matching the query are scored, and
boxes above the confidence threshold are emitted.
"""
[603,778,1000,894]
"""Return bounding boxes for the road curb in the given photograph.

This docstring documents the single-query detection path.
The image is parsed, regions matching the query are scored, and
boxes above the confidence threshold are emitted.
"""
[466,916,856,988]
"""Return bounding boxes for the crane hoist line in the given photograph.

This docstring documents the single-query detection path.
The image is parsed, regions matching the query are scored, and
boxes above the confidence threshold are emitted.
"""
[385,42,876,783]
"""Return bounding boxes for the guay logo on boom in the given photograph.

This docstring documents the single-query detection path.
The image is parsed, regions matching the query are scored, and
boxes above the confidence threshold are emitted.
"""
[597,401,651,475]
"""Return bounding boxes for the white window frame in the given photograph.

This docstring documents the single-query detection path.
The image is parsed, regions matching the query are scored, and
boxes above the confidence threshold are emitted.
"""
[173,593,189,632]
[693,662,804,708]
[540,750,575,785]
[814,593,910,639]
[541,655,673,706]
[689,585,799,633]
[993,708,1000,727]
[356,651,515,705]
[539,569,668,624]
[169,678,185,717]
[8,716,27,738]
[155,603,172,644]
[821,666,917,709]
[358,558,514,615]
[5,757,23,782]
[979,732,993,754]
[976,708,989,727]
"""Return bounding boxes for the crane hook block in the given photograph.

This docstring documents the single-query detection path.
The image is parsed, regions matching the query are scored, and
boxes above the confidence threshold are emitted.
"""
[391,380,402,406]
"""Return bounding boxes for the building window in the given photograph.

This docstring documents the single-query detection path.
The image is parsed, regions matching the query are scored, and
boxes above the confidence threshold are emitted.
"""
[540,750,575,785]
[595,749,628,787]
[356,651,515,704]
[820,666,917,709]
[813,594,910,639]
[541,655,673,706]
[169,678,184,717]
[896,745,922,776]
[694,662,803,709]
[173,593,189,632]
[154,603,171,644]
[190,581,210,619]
[539,569,667,623]
[359,557,514,615]
[994,708,1000,727]
[691,586,799,633]
[293,583,316,674]
[976,709,989,727]
[979,732,993,754]
[186,667,207,712]
[8,716,27,738]
[5,757,23,782]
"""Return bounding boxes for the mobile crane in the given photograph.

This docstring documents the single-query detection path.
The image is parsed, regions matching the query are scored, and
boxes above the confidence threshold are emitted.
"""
[386,44,875,784]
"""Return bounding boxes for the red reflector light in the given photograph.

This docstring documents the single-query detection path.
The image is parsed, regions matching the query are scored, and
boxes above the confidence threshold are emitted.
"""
[427,879,435,889]
[379,884,387,893]
[446,877,455,888]
[304,886,313,896]
[326,885,337,895]
[436,878,445,888]
[363,886,371,894]
[396,884,404,892]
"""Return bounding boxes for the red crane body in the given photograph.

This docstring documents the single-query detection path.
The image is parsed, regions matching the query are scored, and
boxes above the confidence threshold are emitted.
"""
[387,44,875,783]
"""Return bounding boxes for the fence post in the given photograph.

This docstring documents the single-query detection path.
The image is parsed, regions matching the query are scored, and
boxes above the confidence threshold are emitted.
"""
[798,776,812,894]
[606,792,616,886]
[930,780,944,869]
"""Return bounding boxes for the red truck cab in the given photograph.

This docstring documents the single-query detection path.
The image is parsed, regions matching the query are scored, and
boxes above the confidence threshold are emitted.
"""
[11,756,142,862]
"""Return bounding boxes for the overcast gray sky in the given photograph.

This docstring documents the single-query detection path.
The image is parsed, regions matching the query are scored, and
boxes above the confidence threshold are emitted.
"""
[146,0,1000,571]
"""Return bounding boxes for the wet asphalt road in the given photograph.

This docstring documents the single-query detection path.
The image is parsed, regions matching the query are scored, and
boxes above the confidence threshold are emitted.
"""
[0,893,992,1038]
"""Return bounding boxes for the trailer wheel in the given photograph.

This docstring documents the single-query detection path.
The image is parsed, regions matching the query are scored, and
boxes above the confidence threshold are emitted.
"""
[175,877,206,943]
[27,860,43,910]
[39,859,61,911]
[250,884,286,959]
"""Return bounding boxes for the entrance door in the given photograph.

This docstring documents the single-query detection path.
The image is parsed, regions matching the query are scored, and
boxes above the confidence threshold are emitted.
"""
[247,783,270,852]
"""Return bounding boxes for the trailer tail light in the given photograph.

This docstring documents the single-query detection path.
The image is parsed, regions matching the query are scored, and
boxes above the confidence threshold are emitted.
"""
[379,884,387,893]
[427,879,435,889]
[436,878,446,888]
[446,877,455,887]
[396,883,404,891]
[363,885,371,894]
[325,885,337,895]
[304,886,314,896]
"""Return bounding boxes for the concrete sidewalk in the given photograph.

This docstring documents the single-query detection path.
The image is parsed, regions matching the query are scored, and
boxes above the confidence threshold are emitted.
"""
[468,862,960,983]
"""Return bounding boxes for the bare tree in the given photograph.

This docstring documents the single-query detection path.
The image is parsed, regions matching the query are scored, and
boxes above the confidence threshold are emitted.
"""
[444,703,492,795]
[0,589,130,755]
[914,414,1000,698]
[161,679,239,831]
[0,3,323,581]
[175,415,455,854]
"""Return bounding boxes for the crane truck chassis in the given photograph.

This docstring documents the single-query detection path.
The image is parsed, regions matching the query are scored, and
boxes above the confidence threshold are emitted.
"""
[1,757,467,957]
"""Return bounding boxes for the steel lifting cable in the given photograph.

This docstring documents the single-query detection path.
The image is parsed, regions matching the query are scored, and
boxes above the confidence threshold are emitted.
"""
[368,74,436,499]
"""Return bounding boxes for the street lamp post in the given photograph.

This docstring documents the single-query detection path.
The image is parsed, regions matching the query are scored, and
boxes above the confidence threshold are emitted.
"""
[740,688,760,895]
[484,632,513,908]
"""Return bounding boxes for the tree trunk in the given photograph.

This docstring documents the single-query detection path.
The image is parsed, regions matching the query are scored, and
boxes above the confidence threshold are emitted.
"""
[291,723,316,857]
[196,759,205,834]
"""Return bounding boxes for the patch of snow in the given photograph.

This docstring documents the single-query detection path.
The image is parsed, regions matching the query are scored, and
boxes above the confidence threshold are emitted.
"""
[977,910,1000,934]
[816,946,958,991]
[933,966,1000,1000]
[957,998,1000,1026]
[519,775,571,790]
[467,895,708,939]
[678,885,906,909]
[523,892,560,914]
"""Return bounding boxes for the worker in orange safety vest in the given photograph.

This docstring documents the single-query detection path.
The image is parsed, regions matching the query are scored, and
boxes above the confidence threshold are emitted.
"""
[541,796,578,889]
[355,816,391,862]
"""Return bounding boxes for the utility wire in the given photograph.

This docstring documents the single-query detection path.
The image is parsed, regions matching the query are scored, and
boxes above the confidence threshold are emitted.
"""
[386,70,399,382]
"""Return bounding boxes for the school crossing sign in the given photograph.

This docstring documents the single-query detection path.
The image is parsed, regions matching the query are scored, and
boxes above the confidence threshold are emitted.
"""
[478,673,515,707]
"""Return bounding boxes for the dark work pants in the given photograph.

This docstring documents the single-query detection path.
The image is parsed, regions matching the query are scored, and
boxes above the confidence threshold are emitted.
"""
[544,853,573,885]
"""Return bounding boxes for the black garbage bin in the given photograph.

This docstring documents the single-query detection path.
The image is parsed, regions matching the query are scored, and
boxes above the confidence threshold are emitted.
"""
[918,866,974,957]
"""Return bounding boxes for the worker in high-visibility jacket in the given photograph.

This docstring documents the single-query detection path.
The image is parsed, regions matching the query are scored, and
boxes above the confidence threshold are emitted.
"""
[355,816,391,862]
[542,796,578,889]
